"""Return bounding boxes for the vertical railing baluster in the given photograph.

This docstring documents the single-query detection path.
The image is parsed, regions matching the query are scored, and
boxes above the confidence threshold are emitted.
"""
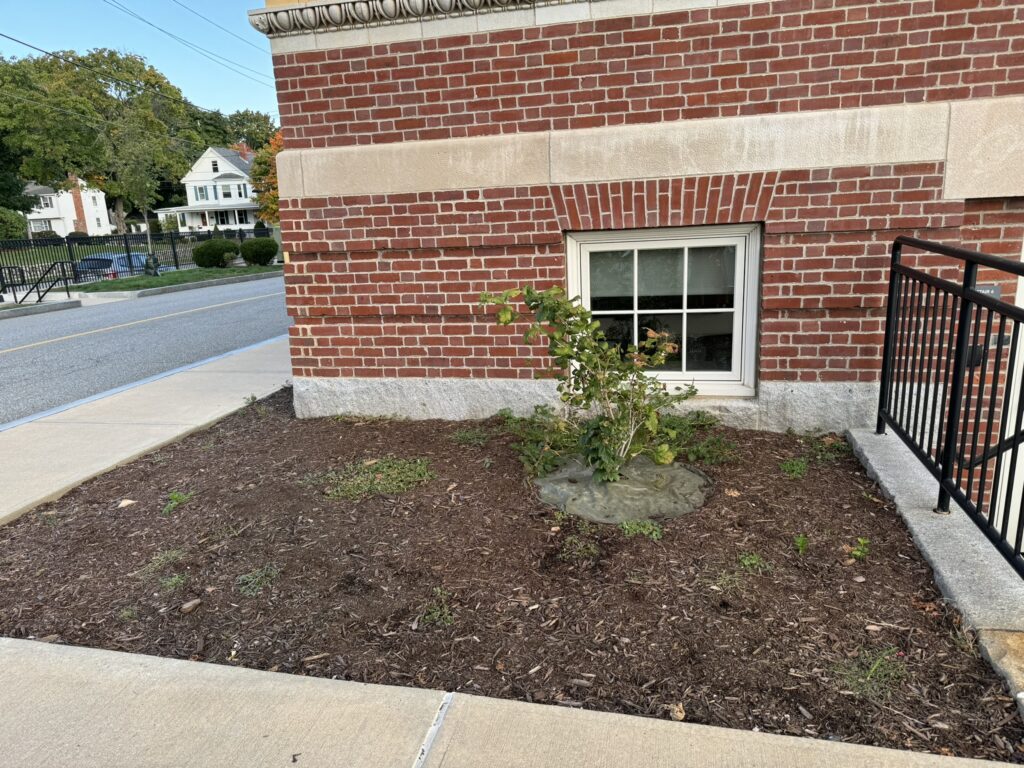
[988,321,1018,528]
[876,240,903,433]
[966,309,994,503]
[938,262,978,513]
[956,303,984,491]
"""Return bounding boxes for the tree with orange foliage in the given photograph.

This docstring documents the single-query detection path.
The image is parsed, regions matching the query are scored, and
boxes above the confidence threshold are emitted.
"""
[250,130,283,225]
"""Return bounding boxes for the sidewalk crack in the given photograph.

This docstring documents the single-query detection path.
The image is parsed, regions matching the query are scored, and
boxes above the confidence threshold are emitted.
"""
[412,691,454,768]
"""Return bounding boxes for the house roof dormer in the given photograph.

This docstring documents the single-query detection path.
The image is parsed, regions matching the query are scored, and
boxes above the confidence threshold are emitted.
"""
[181,147,254,185]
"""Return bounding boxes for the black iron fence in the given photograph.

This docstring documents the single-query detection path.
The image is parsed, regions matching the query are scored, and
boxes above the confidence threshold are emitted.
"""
[0,229,256,303]
[877,235,1024,578]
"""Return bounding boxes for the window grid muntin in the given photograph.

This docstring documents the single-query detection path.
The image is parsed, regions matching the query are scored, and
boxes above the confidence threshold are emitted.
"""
[584,237,744,381]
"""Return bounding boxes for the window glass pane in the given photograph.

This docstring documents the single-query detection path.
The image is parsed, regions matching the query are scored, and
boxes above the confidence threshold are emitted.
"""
[638,313,683,372]
[589,250,633,311]
[688,246,736,309]
[595,315,633,354]
[638,248,684,310]
[686,313,733,371]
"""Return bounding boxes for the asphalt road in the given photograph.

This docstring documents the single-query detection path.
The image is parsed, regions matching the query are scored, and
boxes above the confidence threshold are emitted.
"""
[0,277,290,425]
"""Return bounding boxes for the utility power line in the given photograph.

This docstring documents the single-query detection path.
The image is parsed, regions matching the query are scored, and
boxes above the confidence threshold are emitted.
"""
[100,0,275,89]
[168,0,269,55]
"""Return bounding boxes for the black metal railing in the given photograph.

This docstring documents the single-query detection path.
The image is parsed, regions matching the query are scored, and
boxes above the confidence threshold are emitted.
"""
[14,261,74,304]
[0,229,256,301]
[877,235,1024,578]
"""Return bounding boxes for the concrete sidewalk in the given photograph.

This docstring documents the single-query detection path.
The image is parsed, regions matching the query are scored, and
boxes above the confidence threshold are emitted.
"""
[0,637,1008,768]
[0,337,291,526]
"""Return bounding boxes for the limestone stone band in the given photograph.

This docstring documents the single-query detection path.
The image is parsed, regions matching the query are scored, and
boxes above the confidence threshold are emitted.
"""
[248,0,589,35]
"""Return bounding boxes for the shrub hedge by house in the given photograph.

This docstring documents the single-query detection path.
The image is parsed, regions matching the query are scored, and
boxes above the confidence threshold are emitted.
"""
[240,237,279,266]
[193,238,240,268]
[66,231,89,240]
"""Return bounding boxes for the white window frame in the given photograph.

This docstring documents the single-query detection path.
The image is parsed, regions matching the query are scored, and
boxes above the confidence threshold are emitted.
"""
[222,185,233,199]
[566,224,760,398]
[211,160,219,172]
[195,186,208,201]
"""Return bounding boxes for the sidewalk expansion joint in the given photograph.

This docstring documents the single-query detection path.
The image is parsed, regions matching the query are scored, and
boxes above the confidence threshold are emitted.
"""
[412,691,454,768]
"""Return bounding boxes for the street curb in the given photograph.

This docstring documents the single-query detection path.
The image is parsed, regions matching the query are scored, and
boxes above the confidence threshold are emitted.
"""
[0,300,82,320]
[69,270,283,300]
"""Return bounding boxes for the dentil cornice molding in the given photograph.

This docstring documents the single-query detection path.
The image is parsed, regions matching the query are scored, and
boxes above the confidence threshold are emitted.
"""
[248,0,590,36]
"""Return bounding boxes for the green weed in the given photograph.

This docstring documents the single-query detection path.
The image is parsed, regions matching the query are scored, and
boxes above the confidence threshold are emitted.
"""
[500,406,581,477]
[738,552,772,574]
[160,574,187,592]
[141,548,184,574]
[834,646,906,700]
[850,537,871,561]
[117,607,138,622]
[793,534,809,556]
[681,435,735,465]
[311,457,434,500]
[780,458,808,479]
[236,564,280,597]
[420,587,454,627]
[619,519,664,541]
[161,491,194,516]
[450,428,491,446]
[810,434,852,463]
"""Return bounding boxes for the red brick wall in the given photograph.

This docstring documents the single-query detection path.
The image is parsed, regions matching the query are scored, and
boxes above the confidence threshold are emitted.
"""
[284,161,977,382]
[274,0,1024,394]
[274,0,1024,149]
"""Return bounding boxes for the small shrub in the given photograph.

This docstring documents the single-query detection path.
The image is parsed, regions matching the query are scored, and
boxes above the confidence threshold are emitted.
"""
[161,491,194,516]
[738,552,772,574]
[793,534,809,556]
[312,457,434,500]
[834,646,906,700]
[450,427,491,446]
[620,519,664,541]
[160,574,187,592]
[253,220,270,236]
[117,607,138,622]
[66,230,89,241]
[481,286,695,482]
[192,238,239,268]
[236,564,279,597]
[32,229,60,239]
[780,457,808,479]
[850,537,871,561]
[420,587,454,628]
[240,237,279,266]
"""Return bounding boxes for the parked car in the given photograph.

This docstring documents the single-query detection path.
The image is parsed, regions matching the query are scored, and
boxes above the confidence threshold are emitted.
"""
[72,253,173,282]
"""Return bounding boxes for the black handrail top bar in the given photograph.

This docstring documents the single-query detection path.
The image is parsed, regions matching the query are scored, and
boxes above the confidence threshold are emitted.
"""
[895,235,1024,278]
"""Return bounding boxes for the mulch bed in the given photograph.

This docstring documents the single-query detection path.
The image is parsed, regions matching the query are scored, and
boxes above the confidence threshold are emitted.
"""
[1,388,1021,761]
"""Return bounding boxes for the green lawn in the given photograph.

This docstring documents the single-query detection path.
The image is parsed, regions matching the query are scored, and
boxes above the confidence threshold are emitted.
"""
[73,266,282,293]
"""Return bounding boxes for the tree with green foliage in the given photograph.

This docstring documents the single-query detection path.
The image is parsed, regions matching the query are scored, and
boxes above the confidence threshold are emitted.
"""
[226,110,277,150]
[0,49,198,232]
[0,207,27,239]
[250,130,283,226]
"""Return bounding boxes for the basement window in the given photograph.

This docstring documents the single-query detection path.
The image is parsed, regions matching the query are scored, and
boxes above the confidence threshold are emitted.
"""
[566,225,760,397]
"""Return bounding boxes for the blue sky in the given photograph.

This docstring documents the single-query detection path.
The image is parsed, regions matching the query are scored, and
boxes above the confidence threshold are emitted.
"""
[0,0,278,117]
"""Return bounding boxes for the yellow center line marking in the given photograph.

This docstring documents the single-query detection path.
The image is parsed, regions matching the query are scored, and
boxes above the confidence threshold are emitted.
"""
[0,292,285,356]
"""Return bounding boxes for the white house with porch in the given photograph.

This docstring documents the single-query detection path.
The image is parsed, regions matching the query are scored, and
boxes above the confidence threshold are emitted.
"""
[155,147,259,232]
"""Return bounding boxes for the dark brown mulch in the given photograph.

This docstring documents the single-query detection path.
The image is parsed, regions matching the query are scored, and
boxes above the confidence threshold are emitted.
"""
[0,388,1021,761]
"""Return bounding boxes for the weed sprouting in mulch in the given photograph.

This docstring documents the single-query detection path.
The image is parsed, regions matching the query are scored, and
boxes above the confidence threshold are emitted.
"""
[0,389,1021,762]
[306,457,435,500]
